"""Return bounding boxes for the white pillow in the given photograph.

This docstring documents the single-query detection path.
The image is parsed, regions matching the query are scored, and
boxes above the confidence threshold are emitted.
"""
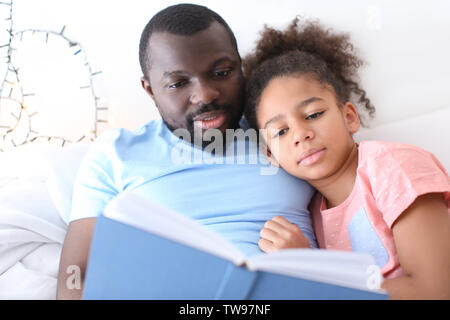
[45,143,90,224]
[0,144,67,180]
[0,143,90,224]
[354,106,450,171]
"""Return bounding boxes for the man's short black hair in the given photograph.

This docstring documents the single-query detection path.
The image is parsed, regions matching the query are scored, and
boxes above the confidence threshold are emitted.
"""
[139,3,239,80]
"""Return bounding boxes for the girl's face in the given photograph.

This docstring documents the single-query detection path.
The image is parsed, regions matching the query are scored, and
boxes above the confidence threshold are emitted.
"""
[257,75,360,182]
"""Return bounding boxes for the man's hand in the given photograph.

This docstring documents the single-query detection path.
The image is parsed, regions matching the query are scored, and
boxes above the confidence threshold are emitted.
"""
[258,216,311,253]
[57,217,96,300]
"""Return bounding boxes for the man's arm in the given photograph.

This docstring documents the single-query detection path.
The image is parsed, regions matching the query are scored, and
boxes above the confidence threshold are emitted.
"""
[56,217,96,300]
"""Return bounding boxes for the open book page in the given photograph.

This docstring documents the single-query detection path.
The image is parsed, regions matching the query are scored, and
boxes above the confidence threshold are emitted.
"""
[246,249,384,292]
[103,191,247,265]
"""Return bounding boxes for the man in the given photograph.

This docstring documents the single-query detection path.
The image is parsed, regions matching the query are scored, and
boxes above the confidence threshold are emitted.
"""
[56,4,315,299]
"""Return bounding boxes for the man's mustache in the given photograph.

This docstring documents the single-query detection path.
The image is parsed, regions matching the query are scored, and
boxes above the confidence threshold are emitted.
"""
[187,103,229,122]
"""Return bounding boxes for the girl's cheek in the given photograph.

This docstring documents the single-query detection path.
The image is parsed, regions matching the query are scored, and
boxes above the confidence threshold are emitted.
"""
[278,144,292,163]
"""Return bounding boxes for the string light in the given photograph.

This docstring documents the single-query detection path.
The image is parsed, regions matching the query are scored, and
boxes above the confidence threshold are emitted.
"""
[0,0,106,152]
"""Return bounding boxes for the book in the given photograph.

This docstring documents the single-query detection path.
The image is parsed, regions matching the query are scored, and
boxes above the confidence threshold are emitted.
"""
[83,191,389,300]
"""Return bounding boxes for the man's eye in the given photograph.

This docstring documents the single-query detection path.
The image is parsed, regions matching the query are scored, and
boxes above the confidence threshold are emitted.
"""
[214,69,232,77]
[306,111,325,120]
[168,81,186,89]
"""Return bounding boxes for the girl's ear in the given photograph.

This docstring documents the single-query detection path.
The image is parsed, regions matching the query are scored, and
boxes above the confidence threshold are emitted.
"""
[342,102,361,135]
[259,143,280,168]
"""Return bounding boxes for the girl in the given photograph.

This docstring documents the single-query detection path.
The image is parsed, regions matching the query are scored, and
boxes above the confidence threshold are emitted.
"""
[243,18,450,299]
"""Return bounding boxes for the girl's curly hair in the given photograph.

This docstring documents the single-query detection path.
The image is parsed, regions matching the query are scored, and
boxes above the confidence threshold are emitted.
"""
[243,17,375,130]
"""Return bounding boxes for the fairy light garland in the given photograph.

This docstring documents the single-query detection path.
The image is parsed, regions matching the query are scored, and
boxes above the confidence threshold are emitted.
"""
[0,0,106,151]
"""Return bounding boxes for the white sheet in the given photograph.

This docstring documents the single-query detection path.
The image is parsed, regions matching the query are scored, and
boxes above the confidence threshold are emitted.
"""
[0,177,67,299]
[0,143,88,300]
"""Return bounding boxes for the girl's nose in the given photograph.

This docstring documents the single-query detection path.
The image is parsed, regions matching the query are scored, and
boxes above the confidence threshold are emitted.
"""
[292,125,314,147]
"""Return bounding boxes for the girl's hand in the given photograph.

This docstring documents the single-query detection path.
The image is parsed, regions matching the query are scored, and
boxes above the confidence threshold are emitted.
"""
[258,216,311,253]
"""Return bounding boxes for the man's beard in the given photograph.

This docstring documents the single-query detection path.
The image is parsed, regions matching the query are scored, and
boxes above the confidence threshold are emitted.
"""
[163,103,242,150]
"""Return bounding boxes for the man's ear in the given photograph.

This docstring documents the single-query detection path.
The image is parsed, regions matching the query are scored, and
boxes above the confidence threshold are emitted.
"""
[141,77,154,99]
[342,102,361,135]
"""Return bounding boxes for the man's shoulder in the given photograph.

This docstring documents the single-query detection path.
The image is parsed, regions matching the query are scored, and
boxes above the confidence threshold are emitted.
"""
[83,118,168,161]
[94,118,164,145]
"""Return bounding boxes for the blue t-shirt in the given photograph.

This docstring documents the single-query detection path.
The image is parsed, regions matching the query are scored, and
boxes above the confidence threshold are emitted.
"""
[70,118,317,256]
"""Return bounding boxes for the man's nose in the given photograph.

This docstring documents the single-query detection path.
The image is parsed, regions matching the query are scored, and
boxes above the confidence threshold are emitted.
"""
[190,79,220,106]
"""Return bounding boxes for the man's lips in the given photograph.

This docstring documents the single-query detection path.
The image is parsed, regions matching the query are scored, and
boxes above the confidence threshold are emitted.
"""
[193,110,228,130]
[298,148,326,166]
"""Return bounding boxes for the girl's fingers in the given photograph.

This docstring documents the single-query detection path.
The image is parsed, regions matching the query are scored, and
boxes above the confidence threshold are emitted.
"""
[263,219,287,234]
[260,226,279,242]
[272,215,295,229]
[260,217,311,251]
[258,238,276,253]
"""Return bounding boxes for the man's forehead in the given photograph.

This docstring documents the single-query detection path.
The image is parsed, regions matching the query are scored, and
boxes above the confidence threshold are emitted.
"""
[149,21,234,46]
[148,22,239,73]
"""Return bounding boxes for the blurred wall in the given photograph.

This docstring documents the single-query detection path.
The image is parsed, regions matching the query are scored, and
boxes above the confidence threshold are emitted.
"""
[6,0,450,135]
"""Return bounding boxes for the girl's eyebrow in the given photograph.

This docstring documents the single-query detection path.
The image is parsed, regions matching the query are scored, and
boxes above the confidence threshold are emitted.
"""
[263,96,324,129]
[297,97,323,109]
[264,114,285,129]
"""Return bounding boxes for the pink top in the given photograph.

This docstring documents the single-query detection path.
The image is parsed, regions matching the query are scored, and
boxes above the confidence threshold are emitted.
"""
[312,140,450,278]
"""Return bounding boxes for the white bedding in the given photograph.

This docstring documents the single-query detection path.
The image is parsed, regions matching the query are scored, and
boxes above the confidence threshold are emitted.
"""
[0,177,67,299]
[0,144,88,299]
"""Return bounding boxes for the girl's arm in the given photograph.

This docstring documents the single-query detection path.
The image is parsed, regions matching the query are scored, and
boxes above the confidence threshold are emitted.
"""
[381,192,450,299]
[258,216,311,252]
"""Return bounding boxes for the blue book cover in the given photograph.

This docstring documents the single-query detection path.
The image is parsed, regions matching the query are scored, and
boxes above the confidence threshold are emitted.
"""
[83,192,388,300]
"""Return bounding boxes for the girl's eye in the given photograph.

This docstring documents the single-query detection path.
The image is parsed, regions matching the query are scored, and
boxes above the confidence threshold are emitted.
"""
[306,111,325,120]
[273,128,288,138]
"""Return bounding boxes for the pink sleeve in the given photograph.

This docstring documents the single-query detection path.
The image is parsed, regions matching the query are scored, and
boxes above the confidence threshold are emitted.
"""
[366,145,450,228]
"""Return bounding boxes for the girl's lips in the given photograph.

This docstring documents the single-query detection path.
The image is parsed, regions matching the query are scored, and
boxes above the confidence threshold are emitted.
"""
[193,112,227,130]
[298,148,326,166]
